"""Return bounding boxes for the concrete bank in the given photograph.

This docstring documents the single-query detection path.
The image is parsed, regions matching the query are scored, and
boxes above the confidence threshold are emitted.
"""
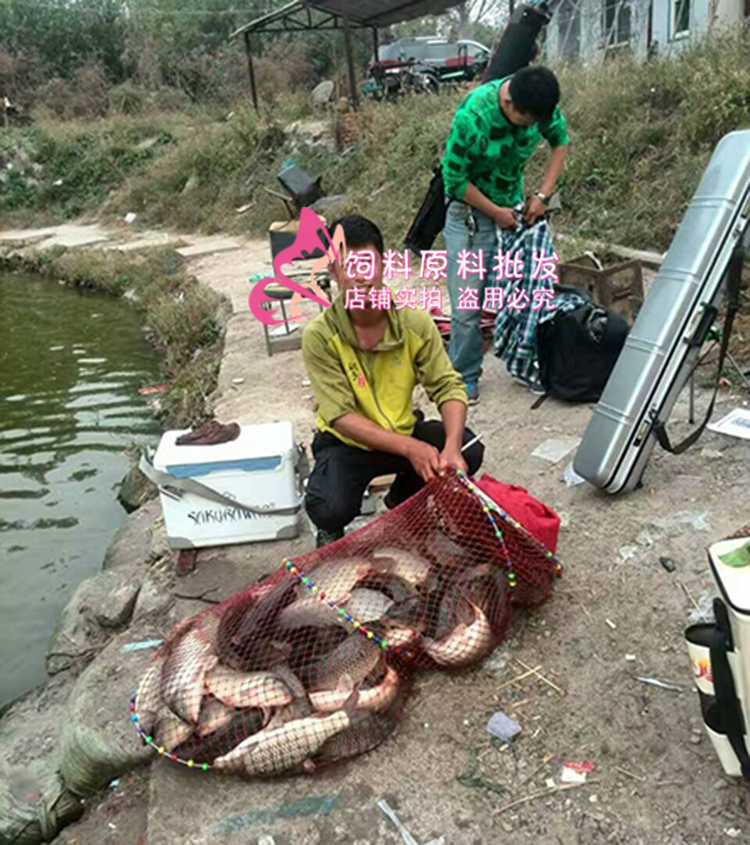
[1,223,750,844]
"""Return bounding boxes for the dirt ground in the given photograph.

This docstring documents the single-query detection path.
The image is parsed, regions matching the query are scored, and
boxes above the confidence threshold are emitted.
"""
[4,224,750,844]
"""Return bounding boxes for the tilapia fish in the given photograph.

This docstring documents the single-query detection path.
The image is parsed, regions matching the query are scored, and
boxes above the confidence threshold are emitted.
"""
[312,708,397,767]
[307,631,382,692]
[205,665,293,709]
[176,707,267,764]
[424,600,494,668]
[135,654,166,728]
[212,701,355,777]
[372,547,432,588]
[345,588,394,622]
[298,557,372,604]
[311,665,400,713]
[162,614,220,724]
[151,709,194,752]
[198,695,242,737]
[277,597,348,630]
[230,579,297,651]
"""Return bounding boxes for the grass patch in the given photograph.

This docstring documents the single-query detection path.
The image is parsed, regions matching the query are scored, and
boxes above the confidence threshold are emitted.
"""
[4,29,750,256]
[4,245,229,426]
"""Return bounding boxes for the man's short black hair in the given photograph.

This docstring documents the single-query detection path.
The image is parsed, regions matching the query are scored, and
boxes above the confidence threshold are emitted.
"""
[328,214,384,256]
[509,66,560,122]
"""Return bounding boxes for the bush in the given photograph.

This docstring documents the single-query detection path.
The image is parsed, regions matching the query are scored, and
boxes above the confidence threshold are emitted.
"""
[110,82,146,116]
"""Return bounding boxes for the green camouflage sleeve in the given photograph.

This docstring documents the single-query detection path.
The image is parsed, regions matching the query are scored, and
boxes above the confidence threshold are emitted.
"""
[442,107,481,201]
[540,105,571,149]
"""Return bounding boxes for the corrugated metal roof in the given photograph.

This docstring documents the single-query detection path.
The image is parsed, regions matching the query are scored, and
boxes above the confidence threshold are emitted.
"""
[310,0,463,26]
[232,0,464,37]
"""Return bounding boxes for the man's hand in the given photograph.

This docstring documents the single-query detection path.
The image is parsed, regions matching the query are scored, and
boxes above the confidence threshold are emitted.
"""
[492,206,518,230]
[524,195,547,226]
[406,439,441,483]
[439,445,468,476]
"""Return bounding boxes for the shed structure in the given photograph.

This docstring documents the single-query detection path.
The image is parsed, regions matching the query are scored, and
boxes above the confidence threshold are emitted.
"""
[230,0,466,110]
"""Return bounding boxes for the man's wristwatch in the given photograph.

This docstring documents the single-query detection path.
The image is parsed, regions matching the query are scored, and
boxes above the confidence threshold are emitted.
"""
[535,191,551,205]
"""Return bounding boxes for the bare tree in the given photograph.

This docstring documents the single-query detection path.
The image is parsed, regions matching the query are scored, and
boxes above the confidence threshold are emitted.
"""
[455,0,505,37]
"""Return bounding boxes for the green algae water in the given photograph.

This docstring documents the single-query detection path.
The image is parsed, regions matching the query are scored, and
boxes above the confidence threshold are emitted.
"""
[0,273,160,707]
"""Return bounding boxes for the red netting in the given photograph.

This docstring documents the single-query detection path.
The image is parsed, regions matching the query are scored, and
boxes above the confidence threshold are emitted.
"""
[130,470,561,778]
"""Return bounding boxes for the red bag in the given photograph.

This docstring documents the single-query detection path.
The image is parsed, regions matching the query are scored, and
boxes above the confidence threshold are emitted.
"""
[475,474,560,554]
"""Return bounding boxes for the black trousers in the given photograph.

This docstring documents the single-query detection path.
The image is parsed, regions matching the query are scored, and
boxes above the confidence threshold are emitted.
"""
[305,419,485,533]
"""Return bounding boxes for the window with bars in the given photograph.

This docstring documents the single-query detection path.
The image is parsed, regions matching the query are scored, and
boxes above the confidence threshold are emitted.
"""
[673,0,691,36]
[603,0,632,45]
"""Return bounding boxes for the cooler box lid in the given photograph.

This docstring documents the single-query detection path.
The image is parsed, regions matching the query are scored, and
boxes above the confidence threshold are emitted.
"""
[708,536,750,616]
[153,422,294,479]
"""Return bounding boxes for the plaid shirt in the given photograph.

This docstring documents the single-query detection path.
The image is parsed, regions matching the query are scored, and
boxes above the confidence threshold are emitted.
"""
[493,220,558,390]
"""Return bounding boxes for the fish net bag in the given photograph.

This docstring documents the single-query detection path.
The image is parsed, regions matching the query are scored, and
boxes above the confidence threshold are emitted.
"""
[130,470,561,779]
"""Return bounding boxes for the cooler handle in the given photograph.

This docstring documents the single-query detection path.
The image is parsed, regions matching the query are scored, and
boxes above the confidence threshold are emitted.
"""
[710,598,750,780]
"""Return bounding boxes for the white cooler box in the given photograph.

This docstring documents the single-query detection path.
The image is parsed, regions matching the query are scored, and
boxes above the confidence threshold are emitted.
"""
[144,422,301,549]
[685,533,750,780]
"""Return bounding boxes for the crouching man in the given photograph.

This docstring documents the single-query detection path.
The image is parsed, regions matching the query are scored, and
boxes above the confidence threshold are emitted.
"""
[302,214,485,548]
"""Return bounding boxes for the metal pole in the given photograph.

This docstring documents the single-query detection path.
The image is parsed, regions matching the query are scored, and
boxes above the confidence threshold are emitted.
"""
[343,14,359,108]
[372,25,379,62]
[244,31,259,112]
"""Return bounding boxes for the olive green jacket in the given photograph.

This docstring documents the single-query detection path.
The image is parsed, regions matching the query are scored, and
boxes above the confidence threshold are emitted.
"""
[302,295,467,449]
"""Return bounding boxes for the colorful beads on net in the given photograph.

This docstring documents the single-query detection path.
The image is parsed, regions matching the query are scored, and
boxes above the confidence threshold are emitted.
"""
[453,467,563,585]
[129,692,211,771]
[284,560,389,650]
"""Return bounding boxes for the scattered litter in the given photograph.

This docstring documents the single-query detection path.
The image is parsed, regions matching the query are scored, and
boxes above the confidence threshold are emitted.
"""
[625,654,636,662]
[725,829,742,839]
[487,711,522,743]
[636,529,653,547]
[650,511,710,536]
[636,676,683,692]
[108,823,116,830]
[531,437,581,465]
[232,378,245,385]
[605,618,617,630]
[701,448,724,459]
[302,378,311,387]
[619,545,638,562]
[545,777,556,788]
[557,510,570,528]
[589,794,599,803]
[561,761,595,784]
[493,782,589,816]
[236,204,252,214]
[124,212,137,224]
[660,556,677,573]
[563,461,586,487]
[138,384,168,396]
[689,732,702,745]
[378,798,444,845]
[687,589,715,623]
[708,408,750,441]
[108,779,120,788]
[481,650,509,677]
[121,639,164,653]
[53,178,63,186]
[258,836,276,845]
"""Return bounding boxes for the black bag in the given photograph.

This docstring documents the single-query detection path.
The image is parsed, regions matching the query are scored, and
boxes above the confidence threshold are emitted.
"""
[404,166,446,256]
[536,290,630,403]
[483,3,551,83]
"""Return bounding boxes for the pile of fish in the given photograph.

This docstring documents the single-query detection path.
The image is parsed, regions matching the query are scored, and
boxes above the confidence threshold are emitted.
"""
[134,545,510,778]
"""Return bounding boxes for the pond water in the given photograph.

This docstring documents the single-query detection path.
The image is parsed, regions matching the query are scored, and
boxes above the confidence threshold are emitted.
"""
[0,273,160,707]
